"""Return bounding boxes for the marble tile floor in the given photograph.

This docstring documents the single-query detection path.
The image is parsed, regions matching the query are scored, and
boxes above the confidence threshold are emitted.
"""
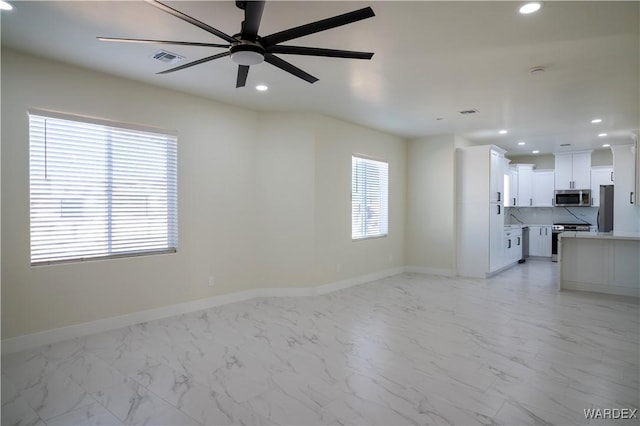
[2,260,639,426]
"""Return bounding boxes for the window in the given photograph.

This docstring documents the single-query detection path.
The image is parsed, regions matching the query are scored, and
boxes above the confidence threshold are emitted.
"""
[29,109,177,265]
[351,155,388,240]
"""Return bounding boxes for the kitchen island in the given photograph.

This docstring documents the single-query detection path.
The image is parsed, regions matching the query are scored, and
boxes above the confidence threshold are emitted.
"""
[558,231,640,297]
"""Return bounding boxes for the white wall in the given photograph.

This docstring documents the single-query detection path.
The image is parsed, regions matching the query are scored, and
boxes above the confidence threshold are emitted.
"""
[313,116,406,283]
[1,49,407,339]
[506,154,555,169]
[405,135,456,274]
[253,113,317,288]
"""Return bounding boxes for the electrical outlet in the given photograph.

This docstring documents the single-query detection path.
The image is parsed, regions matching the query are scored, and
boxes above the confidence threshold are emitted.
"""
[208,275,215,287]
[336,263,341,272]
[389,253,393,262]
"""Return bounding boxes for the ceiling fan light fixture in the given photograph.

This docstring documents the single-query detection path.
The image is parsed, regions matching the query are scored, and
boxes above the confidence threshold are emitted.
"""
[230,44,264,66]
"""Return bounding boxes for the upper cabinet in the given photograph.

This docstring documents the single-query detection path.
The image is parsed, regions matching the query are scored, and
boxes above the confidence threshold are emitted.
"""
[611,144,639,232]
[554,151,592,190]
[490,149,505,204]
[635,133,639,206]
[457,145,505,205]
[515,164,534,207]
[505,166,518,207]
[532,170,555,207]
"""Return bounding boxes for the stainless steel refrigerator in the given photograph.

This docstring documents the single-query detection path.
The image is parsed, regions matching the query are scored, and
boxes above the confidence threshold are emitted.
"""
[598,185,614,232]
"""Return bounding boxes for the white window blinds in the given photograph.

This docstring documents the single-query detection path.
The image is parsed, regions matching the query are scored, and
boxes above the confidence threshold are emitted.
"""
[352,155,388,240]
[29,110,178,265]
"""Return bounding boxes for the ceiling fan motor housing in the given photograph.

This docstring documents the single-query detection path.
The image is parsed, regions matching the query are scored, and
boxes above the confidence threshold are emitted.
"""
[230,41,265,65]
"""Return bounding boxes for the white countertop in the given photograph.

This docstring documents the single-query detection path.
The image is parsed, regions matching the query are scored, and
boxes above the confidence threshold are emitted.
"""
[559,231,640,241]
[504,224,523,230]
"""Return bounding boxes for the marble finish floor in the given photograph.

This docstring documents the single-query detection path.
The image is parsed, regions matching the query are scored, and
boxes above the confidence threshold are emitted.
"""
[2,260,639,426]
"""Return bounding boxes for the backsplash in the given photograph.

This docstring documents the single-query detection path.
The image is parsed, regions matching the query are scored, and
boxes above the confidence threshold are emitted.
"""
[505,207,598,225]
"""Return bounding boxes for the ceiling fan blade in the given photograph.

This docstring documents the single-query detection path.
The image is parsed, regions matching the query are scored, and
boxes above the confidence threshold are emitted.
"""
[97,37,230,48]
[146,0,236,44]
[157,51,231,74]
[261,7,375,46]
[236,65,250,88]
[267,45,374,60]
[242,1,265,40]
[264,54,318,84]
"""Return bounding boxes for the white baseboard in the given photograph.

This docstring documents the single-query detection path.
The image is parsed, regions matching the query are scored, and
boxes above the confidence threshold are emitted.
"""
[1,267,403,355]
[315,267,405,295]
[404,266,455,277]
[561,280,640,298]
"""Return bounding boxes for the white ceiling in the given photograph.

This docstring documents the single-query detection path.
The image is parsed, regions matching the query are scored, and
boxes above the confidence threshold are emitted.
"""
[2,1,638,155]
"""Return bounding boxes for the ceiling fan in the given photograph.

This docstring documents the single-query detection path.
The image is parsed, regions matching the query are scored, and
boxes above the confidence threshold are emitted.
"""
[98,0,375,88]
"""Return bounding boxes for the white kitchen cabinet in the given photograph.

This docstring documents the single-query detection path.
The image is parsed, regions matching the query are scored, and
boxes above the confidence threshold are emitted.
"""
[590,166,614,207]
[504,228,523,265]
[554,151,592,190]
[532,170,555,207]
[515,230,523,261]
[457,145,506,278]
[529,225,552,257]
[611,144,640,233]
[490,149,505,204]
[489,203,505,271]
[515,164,534,207]
[635,133,639,206]
[569,151,592,189]
[505,166,518,207]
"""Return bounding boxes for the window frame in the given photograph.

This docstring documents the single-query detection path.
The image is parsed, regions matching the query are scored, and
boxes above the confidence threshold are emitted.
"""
[351,153,389,241]
[28,108,178,266]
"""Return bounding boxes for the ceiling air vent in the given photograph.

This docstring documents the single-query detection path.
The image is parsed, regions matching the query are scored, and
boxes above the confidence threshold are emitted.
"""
[459,109,478,115]
[152,50,185,64]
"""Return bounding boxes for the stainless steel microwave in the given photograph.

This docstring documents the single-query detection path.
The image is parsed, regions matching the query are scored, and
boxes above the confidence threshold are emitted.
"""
[554,189,591,207]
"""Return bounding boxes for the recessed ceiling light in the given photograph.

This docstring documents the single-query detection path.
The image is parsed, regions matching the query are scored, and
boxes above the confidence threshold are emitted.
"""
[0,0,13,10]
[519,2,542,14]
[256,84,268,91]
[591,118,602,124]
[598,133,608,137]
[499,130,508,134]
[518,141,526,145]
[532,150,540,154]
[602,144,611,147]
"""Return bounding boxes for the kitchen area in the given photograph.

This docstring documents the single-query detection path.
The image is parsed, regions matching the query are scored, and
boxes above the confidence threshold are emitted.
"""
[457,140,640,297]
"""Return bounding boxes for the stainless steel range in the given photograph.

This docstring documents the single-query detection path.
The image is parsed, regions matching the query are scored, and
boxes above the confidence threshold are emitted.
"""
[551,222,592,262]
